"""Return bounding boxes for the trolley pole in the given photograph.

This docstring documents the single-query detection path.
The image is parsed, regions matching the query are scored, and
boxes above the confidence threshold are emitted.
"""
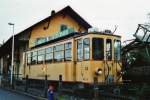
[8,22,15,86]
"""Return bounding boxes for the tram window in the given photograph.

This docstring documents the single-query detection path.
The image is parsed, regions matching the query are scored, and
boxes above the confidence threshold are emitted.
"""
[114,40,121,61]
[54,44,64,62]
[77,39,83,61]
[31,51,37,64]
[45,47,53,62]
[83,38,90,60]
[27,52,31,65]
[65,42,72,61]
[106,39,112,60]
[92,38,104,60]
[37,49,45,64]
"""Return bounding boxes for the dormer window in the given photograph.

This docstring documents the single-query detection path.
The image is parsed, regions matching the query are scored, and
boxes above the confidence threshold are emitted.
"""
[60,24,67,31]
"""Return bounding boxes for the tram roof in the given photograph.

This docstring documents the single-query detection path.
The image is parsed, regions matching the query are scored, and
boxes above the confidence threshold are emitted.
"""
[30,32,121,49]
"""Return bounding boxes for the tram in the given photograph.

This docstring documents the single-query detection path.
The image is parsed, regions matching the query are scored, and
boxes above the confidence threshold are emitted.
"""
[23,30,122,86]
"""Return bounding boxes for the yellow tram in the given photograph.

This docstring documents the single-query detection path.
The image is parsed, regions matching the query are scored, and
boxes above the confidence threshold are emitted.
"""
[24,31,122,85]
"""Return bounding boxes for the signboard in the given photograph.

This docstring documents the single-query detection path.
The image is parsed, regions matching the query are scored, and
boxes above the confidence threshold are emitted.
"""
[35,28,74,46]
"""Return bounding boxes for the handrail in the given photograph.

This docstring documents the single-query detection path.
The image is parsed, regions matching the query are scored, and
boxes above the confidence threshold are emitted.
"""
[104,60,110,83]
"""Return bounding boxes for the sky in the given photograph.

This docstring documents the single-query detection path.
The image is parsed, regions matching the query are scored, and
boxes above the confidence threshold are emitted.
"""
[0,0,150,44]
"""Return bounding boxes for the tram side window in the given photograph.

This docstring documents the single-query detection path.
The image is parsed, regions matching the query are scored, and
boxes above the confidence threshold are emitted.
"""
[37,49,45,64]
[54,44,64,62]
[92,38,104,60]
[65,42,72,61]
[83,38,90,60]
[77,39,83,61]
[114,40,121,61]
[31,51,37,64]
[45,47,53,62]
[106,39,112,60]
[27,52,31,65]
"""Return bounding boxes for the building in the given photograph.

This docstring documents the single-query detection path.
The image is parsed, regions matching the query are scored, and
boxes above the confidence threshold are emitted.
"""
[0,29,31,79]
[0,6,91,80]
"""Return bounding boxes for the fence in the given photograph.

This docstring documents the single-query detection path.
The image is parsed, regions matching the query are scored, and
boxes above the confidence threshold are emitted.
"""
[1,75,138,100]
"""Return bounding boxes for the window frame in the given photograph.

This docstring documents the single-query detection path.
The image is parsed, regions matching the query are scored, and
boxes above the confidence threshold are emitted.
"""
[77,39,83,61]
[92,38,104,60]
[37,49,45,64]
[65,42,72,61]
[27,52,31,65]
[106,39,112,61]
[83,38,90,60]
[54,44,64,62]
[114,40,121,61]
[31,51,37,64]
[45,47,53,63]
[60,24,67,32]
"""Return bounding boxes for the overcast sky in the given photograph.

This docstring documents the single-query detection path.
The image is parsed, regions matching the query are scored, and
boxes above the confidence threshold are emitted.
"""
[0,0,150,44]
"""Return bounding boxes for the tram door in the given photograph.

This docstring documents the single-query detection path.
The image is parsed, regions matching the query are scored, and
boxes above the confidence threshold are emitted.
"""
[105,39,114,84]
[76,39,90,83]
[114,40,122,82]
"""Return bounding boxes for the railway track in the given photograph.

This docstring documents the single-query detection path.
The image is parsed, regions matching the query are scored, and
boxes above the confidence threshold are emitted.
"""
[59,88,131,100]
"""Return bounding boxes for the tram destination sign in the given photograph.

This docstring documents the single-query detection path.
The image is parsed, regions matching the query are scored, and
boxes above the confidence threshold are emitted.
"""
[49,27,74,41]
[35,28,74,46]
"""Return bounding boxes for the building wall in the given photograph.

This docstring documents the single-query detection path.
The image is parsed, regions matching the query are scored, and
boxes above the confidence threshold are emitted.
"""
[0,58,3,74]
[18,46,24,79]
[18,43,29,79]
[29,14,86,48]
[2,55,10,77]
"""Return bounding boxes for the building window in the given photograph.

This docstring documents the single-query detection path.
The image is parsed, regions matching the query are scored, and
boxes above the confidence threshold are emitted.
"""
[36,38,47,46]
[31,51,37,64]
[114,40,121,61]
[37,49,45,64]
[65,42,72,61]
[54,44,64,62]
[106,39,112,60]
[77,39,83,61]
[83,38,90,60]
[92,38,104,60]
[60,24,67,31]
[45,47,53,62]
[27,52,31,65]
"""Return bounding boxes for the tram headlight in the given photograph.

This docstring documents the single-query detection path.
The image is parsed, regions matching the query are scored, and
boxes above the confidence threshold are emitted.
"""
[120,71,125,75]
[117,70,124,76]
[95,68,102,75]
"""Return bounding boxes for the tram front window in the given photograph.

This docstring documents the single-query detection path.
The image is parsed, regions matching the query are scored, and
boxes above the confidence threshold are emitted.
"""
[77,39,83,61]
[92,38,104,60]
[114,40,121,61]
[83,38,90,60]
[106,39,112,60]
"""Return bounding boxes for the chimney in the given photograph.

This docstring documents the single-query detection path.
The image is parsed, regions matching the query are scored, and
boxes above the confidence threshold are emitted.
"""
[51,10,55,16]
